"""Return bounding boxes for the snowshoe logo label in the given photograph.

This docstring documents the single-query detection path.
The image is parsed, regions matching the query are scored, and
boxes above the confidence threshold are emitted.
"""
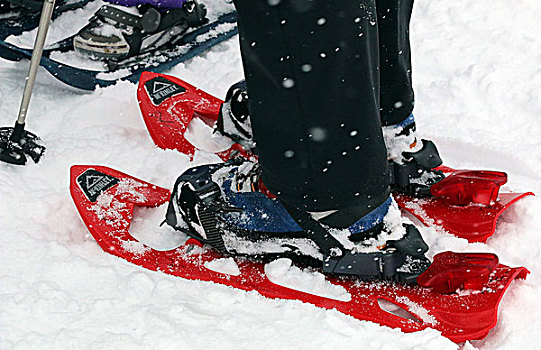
[77,169,120,203]
[144,77,186,106]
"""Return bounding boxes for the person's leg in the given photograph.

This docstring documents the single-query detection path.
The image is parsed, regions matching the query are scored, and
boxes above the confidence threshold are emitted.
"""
[376,0,415,126]
[167,0,431,280]
[375,0,445,195]
[232,0,390,217]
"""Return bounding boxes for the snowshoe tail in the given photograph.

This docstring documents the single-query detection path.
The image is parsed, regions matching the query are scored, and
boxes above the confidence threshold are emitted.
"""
[70,165,171,258]
[394,166,534,242]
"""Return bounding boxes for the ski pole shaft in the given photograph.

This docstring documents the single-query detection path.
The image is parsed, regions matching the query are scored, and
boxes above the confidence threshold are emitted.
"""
[16,0,56,126]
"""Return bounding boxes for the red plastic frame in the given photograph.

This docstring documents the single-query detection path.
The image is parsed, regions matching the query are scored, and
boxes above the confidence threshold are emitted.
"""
[396,167,534,242]
[70,165,528,343]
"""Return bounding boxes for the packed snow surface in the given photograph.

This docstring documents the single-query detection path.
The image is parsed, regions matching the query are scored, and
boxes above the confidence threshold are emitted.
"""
[1,0,540,349]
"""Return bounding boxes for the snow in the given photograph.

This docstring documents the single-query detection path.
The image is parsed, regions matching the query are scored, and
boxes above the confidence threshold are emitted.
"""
[6,0,104,48]
[204,257,241,277]
[1,0,540,349]
[264,258,351,302]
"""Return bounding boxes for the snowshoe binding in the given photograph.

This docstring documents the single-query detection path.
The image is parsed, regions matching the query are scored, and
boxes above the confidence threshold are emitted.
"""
[165,158,431,283]
[73,0,207,62]
[383,115,445,196]
[215,80,256,151]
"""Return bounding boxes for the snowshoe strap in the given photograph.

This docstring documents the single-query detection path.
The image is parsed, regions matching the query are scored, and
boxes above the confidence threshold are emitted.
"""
[283,203,347,258]
[403,139,442,169]
[389,139,444,196]
[96,6,138,25]
[386,225,429,257]
[196,207,227,252]
[323,248,406,280]
[166,164,241,253]
[323,225,428,282]
[96,4,205,34]
[283,205,427,282]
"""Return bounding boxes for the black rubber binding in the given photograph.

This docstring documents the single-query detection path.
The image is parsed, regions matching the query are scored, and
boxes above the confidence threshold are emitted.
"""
[389,139,445,196]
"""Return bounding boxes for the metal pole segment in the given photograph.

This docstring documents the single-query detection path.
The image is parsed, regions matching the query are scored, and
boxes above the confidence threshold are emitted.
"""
[16,0,56,125]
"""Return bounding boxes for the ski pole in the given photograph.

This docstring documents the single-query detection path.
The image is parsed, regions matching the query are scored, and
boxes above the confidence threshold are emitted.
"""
[10,0,56,144]
[0,0,53,165]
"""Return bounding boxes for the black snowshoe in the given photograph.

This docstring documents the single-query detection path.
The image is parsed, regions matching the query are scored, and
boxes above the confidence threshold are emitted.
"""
[165,159,431,283]
[73,1,207,62]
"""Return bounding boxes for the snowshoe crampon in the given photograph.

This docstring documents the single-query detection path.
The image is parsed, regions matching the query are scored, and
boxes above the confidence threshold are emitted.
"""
[137,72,535,243]
[70,164,529,343]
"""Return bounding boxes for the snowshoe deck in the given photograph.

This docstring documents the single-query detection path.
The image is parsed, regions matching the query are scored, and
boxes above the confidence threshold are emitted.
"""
[0,6,237,90]
[136,72,534,242]
[69,164,528,343]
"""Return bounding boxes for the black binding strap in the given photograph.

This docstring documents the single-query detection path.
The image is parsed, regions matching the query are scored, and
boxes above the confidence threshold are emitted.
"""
[283,203,409,280]
[96,3,205,34]
[197,207,227,252]
[284,204,430,281]
[322,248,406,280]
[283,203,345,258]
[168,164,238,254]
[389,139,444,195]
[97,6,144,29]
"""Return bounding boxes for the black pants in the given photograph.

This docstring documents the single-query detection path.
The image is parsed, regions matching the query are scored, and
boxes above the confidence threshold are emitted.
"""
[233,0,415,214]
